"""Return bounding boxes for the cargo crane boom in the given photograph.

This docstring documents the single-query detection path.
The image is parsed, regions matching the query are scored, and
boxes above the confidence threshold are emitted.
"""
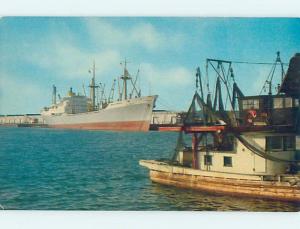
[108,79,116,103]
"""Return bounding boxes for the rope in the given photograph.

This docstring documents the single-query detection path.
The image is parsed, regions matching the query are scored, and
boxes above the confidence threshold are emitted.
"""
[259,63,277,95]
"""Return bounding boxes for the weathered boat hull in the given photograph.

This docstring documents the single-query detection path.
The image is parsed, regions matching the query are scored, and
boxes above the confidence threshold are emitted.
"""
[140,160,300,202]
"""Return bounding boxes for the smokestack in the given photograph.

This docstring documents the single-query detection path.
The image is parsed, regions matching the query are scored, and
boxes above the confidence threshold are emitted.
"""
[52,85,57,105]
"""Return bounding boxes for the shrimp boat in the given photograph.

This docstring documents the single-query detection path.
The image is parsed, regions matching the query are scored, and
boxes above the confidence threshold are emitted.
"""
[140,52,300,202]
[41,61,157,131]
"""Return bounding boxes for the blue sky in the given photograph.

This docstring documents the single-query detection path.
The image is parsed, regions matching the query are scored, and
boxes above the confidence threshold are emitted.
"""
[0,17,299,114]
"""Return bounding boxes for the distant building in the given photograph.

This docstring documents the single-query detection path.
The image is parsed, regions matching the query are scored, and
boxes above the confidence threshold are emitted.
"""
[150,110,185,130]
[0,114,43,125]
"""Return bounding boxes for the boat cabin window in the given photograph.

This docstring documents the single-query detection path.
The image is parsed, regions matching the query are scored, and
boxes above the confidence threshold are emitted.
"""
[295,99,299,107]
[223,156,232,167]
[283,136,296,150]
[204,155,212,165]
[265,136,295,151]
[242,99,259,110]
[215,134,235,151]
[273,97,293,109]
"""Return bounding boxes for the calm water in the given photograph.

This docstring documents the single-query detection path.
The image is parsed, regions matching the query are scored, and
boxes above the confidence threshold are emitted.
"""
[0,127,299,211]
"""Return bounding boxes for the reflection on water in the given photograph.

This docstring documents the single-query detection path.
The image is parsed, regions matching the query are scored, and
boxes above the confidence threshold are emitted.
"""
[147,183,300,212]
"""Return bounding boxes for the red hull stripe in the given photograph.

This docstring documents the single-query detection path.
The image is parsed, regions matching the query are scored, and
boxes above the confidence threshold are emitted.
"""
[159,126,182,132]
[159,125,225,132]
[48,121,150,131]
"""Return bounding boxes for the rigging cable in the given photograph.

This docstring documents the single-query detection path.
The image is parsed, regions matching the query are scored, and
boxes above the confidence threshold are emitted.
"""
[156,97,177,111]
[259,62,282,95]
[229,60,288,66]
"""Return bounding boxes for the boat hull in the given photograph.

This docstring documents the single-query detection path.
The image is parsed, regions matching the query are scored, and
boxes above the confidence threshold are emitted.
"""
[48,120,149,131]
[42,96,156,131]
[140,160,300,202]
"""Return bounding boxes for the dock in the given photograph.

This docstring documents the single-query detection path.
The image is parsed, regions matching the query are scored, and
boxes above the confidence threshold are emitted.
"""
[150,110,186,131]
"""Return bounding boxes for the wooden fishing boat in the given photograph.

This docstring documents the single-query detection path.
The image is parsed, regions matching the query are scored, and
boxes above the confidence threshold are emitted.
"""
[140,52,300,202]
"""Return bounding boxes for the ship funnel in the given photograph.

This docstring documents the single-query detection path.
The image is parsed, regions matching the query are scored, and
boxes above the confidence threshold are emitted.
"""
[52,85,57,105]
[68,87,75,97]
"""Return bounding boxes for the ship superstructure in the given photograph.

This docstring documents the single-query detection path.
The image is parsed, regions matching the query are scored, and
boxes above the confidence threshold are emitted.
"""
[41,60,157,131]
[140,53,300,202]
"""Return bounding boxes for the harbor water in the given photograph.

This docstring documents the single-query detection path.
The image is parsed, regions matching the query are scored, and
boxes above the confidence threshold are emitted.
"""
[0,127,299,211]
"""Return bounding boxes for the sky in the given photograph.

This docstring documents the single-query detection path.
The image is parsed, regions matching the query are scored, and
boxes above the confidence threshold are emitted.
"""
[0,17,300,114]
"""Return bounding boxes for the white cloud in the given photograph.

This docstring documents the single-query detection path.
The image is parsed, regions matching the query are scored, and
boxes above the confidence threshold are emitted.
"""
[22,35,121,80]
[129,23,165,50]
[84,18,124,46]
[2,19,185,81]
[0,72,47,114]
[140,63,193,86]
[136,63,194,110]
[12,19,185,81]
[83,18,185,51]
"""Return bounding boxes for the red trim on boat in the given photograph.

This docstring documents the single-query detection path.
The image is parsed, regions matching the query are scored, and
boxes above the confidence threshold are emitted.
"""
[159,126,182,132]
[48,120,150,131]
[159,125,226,132]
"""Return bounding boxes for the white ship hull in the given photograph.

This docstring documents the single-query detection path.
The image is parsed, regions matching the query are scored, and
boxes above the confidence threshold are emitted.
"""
[42,96,156,131]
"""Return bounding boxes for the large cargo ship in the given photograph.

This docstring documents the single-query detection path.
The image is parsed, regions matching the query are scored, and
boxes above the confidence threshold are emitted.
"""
[41,61,157,131]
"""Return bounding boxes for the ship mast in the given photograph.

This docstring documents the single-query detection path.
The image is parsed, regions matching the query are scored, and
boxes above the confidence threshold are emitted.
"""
[52,85,57,105]
[89,61,99,111]
[121,59,131,100]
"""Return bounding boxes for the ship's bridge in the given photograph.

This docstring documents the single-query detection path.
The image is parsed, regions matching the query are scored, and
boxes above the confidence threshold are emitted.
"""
[42,95,90,116]
[237,53,300,128]
[238,95,299,127]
